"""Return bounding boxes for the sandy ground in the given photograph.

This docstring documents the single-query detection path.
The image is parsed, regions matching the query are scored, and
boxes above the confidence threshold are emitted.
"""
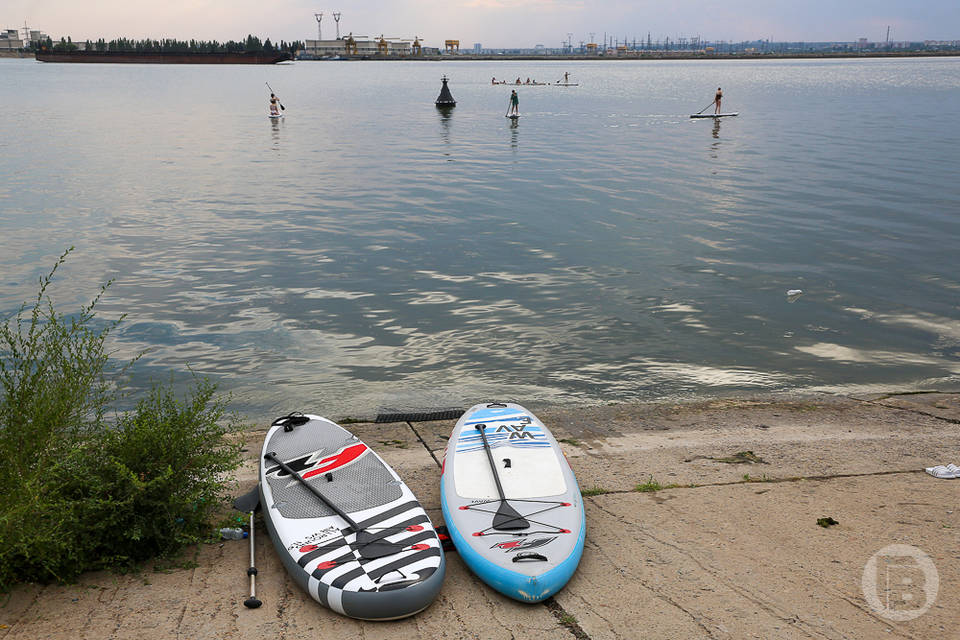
[2,391,959,639]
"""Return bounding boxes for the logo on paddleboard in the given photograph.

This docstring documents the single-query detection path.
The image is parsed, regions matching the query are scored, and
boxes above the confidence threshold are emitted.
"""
[266,442,369,481]
[491,536,557,553]
[287,526,341,551]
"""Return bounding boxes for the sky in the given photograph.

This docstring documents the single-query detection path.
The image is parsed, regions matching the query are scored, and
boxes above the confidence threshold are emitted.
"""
[5,0,959,48]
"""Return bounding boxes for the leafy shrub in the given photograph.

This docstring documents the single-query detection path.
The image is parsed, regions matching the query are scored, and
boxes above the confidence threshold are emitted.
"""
[0,249,243,589]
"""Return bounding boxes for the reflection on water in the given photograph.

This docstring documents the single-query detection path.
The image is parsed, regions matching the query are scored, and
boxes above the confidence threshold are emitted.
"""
[437,107,453,157]
[2,57,959,420]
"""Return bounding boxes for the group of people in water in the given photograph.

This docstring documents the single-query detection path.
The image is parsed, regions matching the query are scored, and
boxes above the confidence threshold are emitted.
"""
[491,72,573,86]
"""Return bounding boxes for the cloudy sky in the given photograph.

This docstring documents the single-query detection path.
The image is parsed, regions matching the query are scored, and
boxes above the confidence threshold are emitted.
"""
[6,0,958,48]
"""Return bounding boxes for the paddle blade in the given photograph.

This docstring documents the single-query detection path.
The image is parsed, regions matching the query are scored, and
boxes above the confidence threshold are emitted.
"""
[492,500,530,531]
[232,485,261,513]
[355,530,403,560]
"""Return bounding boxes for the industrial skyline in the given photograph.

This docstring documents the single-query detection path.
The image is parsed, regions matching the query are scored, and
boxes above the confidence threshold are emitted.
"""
[3,0,959,50]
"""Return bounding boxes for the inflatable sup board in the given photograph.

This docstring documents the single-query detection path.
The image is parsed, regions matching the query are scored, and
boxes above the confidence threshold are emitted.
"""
[259,413,445,620]
[690,112,738,118]
[269,113,283,119]
[506,114,520,120]
[440,403,585,603]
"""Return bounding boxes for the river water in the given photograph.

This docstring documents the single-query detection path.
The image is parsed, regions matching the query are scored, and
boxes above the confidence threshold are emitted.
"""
[2,57,959,421]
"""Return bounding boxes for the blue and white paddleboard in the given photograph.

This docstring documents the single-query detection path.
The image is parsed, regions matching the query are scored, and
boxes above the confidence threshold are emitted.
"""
[440,403,585,603]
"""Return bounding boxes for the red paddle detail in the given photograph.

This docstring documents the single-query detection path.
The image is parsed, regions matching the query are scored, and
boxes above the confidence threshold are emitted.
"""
[472,532,484,537]
[459,506,469,510]
[562,502,572,507]
[560,529,571,533]
[410,543,430,551]
[406,525,424,532]
[299,544,319,553]
[316,560,338,570]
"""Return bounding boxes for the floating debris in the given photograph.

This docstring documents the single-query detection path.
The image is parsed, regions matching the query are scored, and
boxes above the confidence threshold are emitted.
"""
[787,289,804,303]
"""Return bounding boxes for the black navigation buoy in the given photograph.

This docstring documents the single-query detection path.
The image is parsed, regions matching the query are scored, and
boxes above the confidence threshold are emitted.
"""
[435,75,456,108]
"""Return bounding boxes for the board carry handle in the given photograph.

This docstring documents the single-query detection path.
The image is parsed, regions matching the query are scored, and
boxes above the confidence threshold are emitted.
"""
[271,412,310,431]
[486,402,508,408]
[512,552,548,563]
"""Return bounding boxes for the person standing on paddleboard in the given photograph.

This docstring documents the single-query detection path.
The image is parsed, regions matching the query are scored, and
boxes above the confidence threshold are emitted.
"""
[508,89,519,116]
[714,87,723,114]
[269,93,280,116]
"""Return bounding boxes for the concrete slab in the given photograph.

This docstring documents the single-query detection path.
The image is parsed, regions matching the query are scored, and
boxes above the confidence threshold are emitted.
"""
[556,475,959,639]
[868,392,960,423]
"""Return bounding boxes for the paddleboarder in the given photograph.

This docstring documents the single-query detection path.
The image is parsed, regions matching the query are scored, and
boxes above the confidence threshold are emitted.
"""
[269,93,280,116]
[508,89,519,116]
[714,87,723,114]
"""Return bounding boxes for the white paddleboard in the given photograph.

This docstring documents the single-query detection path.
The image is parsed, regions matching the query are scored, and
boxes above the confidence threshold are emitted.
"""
[269,112,283,119]
[506,114,520,120]
[440,403,585,603]
[690,112,738,118]
[259,414,445,620]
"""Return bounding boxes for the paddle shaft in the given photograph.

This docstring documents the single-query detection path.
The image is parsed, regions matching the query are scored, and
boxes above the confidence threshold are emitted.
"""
[265,82,285,110]
[696,100,716,115]
[263,451,360,532]
[476,424,508,502]
[475,423,529,530]
[244,509,262,608]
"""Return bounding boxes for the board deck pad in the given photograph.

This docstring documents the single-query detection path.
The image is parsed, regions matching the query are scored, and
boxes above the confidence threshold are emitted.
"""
[260,414,444,620]
[440,403,585,603]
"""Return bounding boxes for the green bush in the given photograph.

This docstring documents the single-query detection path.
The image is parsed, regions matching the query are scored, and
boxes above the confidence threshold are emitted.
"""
[0,249,243,589]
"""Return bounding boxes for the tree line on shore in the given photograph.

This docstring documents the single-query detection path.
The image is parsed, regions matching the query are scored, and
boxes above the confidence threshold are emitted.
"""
[44,34,303,54]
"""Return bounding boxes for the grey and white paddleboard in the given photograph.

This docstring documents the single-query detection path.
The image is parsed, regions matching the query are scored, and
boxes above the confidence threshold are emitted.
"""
[259,413,445,620]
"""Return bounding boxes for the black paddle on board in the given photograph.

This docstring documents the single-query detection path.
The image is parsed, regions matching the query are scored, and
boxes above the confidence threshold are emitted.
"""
[695,100,715,115]
[475,423,530,531]
[263,451,401,559]
[232,486,262,608]
[265,82,285,110]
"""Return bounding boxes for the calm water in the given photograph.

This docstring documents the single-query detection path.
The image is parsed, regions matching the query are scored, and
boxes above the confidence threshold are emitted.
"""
[2,57,959,421]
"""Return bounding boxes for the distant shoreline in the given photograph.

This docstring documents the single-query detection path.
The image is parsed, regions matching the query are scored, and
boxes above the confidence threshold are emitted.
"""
[314,50,960,62]
[4,49,958,62]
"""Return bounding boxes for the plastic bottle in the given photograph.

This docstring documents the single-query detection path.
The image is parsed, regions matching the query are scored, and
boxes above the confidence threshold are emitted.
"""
[219,527,248,540]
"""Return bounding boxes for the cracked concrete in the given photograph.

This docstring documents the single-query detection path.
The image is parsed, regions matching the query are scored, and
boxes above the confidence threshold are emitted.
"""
[1,391,959,639]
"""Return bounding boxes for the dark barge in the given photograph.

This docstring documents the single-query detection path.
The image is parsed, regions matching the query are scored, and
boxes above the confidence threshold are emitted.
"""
[35,50,292,64]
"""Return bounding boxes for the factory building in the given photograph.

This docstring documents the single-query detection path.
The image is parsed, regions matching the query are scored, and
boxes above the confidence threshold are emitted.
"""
[303,34,424,57]
[0,29,23,49]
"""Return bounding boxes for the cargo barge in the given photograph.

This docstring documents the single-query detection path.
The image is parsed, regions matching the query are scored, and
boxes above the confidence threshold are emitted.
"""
[35,50,292,64]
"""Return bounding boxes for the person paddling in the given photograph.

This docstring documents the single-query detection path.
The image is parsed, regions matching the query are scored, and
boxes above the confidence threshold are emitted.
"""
[714,87,723,114]
[508,89,519,116]
[269,93,280,116]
